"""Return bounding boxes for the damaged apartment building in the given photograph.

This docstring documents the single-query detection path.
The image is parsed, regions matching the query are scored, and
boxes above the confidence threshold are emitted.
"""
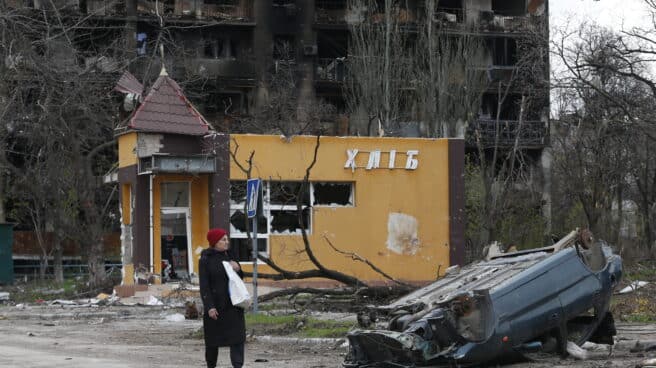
[5,0,550,278]
[7,0,549,147]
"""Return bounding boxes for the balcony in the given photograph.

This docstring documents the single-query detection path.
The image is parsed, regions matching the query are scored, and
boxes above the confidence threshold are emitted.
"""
[314,0,346,25]
[86,0,126,16]
[315,2,417,28]
[478,12,534,33]
[135,0,254,22]
[315,58,347,83]
[189,58,256,79]
[467,119,547,149]
[431,7,465,24]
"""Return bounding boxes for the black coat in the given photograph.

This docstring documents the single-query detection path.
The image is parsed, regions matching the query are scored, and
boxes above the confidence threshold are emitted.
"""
[199,247,246,347]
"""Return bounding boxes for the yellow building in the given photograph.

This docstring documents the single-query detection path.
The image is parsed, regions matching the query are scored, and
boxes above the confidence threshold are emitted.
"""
[228,135,464,285]
[115,71,464,287]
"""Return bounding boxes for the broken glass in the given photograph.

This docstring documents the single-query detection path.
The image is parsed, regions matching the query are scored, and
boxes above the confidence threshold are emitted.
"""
[270,208,310,234]
[269,181,309,206]
[229,180,247,206]
[231,238,267,262]
[230,209,267,234]
[313,182,353,206]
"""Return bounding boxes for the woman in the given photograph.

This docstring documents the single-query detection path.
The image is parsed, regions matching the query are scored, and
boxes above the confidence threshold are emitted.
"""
[199,228,246,368]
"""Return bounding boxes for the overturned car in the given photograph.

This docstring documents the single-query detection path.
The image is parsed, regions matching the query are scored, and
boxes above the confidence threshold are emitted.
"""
[344,230,622,367]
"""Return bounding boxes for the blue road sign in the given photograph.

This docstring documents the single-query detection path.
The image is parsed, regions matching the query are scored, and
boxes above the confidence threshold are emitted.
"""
[246,179,261,218]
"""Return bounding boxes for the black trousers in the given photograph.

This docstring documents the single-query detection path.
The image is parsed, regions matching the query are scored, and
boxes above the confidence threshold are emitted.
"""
[205,343,244,368]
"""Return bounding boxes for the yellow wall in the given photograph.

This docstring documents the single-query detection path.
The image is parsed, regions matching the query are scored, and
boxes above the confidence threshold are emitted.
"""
[229,135,452,284]
[152,175,209,276]
[117,132,138,168]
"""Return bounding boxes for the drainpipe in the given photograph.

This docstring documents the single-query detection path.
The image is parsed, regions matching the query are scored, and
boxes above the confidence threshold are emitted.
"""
[149,175,154,273]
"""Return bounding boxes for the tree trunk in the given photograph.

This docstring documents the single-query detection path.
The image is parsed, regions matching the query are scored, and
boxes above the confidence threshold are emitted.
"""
[39,252,48,280]
[615,186,623,246]
[383,0,391,131]
[53,232,64,284]
[87,237,106,288]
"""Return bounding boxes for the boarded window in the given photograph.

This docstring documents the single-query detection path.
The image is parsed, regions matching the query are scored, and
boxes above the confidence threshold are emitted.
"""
[313,182,353,206]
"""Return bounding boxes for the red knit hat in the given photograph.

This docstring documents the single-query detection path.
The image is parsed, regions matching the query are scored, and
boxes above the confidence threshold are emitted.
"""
[207,228,227,246]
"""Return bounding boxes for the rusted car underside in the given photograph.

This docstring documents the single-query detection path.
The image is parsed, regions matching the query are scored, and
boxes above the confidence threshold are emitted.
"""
[344,230,623,367]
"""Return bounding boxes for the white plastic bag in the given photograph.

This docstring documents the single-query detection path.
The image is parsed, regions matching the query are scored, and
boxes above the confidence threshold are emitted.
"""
[222,261,251,309]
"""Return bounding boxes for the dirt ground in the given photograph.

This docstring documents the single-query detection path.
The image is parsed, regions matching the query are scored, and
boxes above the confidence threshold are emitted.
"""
[0,304,655,368]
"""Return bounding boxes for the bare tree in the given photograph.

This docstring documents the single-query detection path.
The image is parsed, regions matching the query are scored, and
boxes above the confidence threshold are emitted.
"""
[237,42,335,137]
[552,19,656,249]
[0,3,124,284]
[469,16,550,248]
[414,1,487,138]
[345,0,414,136]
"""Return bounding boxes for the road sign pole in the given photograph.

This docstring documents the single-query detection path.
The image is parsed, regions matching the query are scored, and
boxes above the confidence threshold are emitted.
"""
[251,212,258,314]
[246,178,261,314]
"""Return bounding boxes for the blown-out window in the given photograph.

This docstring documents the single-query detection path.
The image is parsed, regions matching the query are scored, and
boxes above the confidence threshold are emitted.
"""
[312,182,354,206]
[228,180,355,262]
[229,180,311,262]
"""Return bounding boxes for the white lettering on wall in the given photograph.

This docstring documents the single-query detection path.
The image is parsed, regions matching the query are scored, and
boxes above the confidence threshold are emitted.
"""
[344,149,359,171]
[366,150,381,170]
[344,149,419,171]
[388,150,396,169]
[405,150,419,170]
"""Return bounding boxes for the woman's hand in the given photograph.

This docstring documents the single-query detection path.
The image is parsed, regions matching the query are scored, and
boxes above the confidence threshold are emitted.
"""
[230,261,240,272]
[208,308,218,320]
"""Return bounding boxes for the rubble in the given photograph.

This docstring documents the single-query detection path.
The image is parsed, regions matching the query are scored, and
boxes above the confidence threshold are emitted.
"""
[344,229,623,367]
[638,358,656,368]
[619,280,649,294]
[164,313,185,322]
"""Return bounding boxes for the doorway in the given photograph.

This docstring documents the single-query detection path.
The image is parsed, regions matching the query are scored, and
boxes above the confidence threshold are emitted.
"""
[160,208,192,282]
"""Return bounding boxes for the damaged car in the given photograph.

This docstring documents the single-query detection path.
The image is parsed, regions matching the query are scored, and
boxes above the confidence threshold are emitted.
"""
[344,229,622,367]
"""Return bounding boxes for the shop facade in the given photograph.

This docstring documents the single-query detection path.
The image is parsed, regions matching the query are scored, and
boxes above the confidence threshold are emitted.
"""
[115,72,464,286]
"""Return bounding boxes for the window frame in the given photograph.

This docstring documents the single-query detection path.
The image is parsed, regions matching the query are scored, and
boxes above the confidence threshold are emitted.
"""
[229,180,355,263]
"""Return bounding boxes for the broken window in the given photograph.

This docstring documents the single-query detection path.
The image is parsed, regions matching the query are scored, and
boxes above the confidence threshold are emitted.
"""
[231,238,267,262]
[269,181,309,206]
[270,208,311,234]
[230,209,267,234]
[491,0,526,16]
[273,36,295,60]
[229,180,311,261]
[489,37,517,66]
[207,39,237,58]
[313,182,353,206]
[205,0,239,4]
[434,0,463,23]
[316,0,346,10]
[268,181,310,234]
[229,180,247,206]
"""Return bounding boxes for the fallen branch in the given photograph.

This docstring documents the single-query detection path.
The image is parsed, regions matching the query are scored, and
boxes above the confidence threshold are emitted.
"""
[323,235,413,288]
[257,287,355,302]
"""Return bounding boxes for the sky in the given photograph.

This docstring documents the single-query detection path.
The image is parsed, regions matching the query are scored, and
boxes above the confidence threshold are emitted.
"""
[548,0,655,117]
[550,0,652,31]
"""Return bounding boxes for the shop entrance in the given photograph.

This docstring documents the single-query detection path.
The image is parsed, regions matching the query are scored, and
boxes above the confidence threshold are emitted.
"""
[160,208,191,282]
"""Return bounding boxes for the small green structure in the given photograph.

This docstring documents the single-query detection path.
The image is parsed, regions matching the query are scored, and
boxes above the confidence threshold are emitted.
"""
[0,223,14,284]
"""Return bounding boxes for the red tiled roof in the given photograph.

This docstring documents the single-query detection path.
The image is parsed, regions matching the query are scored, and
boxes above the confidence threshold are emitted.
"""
[114,71,143,96]
[128,71,210,136]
